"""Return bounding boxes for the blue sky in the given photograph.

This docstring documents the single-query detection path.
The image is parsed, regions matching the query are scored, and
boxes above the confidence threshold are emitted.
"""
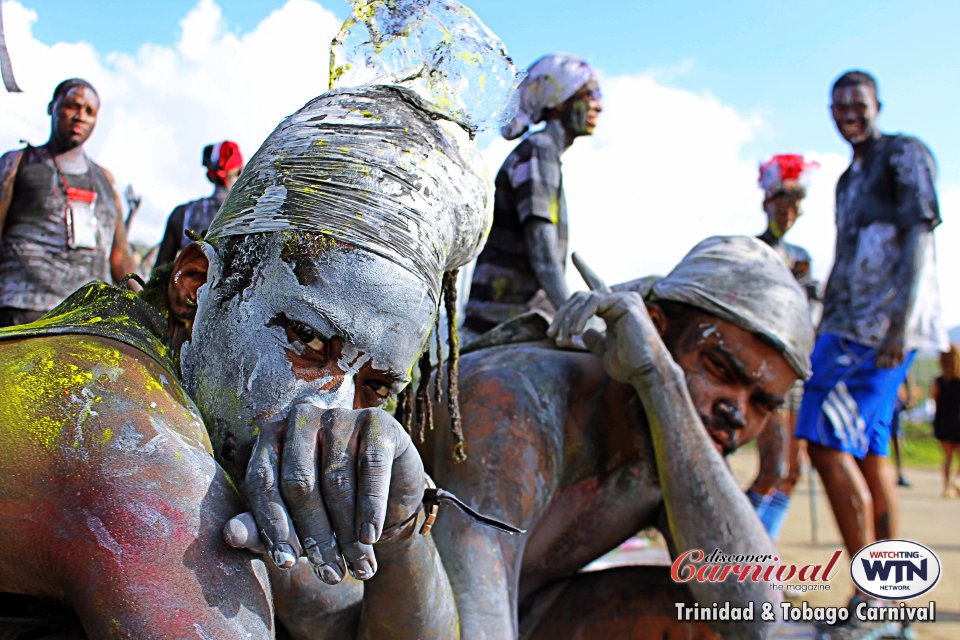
[25,0,960,184]
[4,0,959,327]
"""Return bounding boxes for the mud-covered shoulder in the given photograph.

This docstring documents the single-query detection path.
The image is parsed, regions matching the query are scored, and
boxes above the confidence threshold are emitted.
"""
[0,333,211,459]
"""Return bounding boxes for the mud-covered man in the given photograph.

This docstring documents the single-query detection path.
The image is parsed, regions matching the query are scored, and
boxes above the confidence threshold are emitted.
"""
[747,153,820,539]
[795,71,946,604]
[425,236,814,640]
[153,140,244,268]
[0,18,514,636]
[464,53,602,339]
[0,78,138,327]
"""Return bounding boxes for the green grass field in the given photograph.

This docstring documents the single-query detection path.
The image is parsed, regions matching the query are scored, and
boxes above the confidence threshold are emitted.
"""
[899,421,945,469]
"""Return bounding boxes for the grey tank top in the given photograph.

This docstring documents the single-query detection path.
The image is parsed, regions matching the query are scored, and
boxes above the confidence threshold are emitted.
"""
[0,146,119,312]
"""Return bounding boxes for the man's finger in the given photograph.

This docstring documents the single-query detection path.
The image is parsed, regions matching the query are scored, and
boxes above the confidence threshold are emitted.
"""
[568,295,605,341]
[549,291,590,340]
[223,512,266,554]
[319,410,377,580]
[281,405,346,585]
[552,292,595,346]
[572,252,610,292]
[582,328,607,359]
[355,410,400,544]
[244,427,301,569]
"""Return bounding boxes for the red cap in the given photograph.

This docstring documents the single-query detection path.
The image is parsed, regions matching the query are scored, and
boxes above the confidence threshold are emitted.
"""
[204,140,243,183]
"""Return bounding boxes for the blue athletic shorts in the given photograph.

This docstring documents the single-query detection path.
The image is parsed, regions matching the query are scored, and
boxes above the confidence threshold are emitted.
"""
[795,334,915,459]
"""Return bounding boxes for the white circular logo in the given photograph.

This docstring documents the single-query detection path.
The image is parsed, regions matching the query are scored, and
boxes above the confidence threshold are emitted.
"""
[850,540,941,600]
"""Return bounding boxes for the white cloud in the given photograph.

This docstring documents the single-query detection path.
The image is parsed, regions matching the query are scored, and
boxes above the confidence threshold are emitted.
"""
[2,0,957,329]
[0,0,342,243]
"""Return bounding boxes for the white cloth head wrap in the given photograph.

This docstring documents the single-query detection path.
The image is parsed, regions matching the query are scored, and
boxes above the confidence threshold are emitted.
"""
[500,53,595,140]
[205,0,524,307]
[205,86,491,307]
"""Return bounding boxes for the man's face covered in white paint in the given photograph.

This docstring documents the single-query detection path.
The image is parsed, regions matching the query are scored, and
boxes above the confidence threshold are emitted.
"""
[180,233,436,468]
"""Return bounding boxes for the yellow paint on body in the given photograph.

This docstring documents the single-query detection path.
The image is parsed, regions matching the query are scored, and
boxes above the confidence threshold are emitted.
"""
[491,277,510,302]
[548,197,560,225]
[0,338,125,452]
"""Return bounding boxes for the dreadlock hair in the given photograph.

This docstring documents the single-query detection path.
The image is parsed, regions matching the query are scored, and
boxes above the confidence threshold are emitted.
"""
[395,269,466,461]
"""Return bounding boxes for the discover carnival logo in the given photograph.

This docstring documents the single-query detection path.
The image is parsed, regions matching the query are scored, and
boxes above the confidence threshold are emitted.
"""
[850,540,941,600]
[671,548,841,584]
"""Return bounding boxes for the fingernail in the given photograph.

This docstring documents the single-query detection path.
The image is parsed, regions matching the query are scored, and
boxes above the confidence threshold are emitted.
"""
[316,563,343,585]
[360,521,377,544]
[351,556,374,580]
[272,544,297,569]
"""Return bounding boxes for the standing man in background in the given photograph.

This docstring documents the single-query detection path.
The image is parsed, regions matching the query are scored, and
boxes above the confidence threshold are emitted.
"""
[154,140,243,268]
[796,70,946,609]
[464,53,602,340]
[748,153,819,539]
[0,78,138,327]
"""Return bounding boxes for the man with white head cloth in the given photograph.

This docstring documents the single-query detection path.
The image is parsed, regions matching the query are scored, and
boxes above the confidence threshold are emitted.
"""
[424,235,814,639]
[0,1,520,637]
[464,53,602,339]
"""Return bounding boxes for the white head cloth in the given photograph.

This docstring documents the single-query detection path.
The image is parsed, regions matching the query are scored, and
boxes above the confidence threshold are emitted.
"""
[205,86,491,307]
[501,53,595,140]
[205,0,523,307]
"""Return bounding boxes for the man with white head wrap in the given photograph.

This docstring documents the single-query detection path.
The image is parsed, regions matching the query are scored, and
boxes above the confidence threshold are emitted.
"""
[464,53,602,339]
[425,236,813,639]
[0,1,521,637]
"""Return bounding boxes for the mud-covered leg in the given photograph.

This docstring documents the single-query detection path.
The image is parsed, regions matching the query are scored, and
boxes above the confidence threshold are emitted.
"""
[427,363,565,639]
[520,566,718,640]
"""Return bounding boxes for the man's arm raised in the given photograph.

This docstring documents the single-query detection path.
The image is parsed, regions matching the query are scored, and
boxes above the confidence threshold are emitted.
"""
[549,291,780,639]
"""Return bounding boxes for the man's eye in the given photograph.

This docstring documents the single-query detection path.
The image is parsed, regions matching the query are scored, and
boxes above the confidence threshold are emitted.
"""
[704,355,731,380]
[291,322,326,354]
[366,380,392,400]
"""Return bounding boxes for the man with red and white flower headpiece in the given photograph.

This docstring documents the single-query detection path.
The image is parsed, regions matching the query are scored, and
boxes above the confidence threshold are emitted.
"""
[755,153,819,301]
[747,153,820,540]
[154,140,243,268]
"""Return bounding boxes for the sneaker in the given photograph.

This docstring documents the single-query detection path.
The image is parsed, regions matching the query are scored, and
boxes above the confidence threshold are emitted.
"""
[897,476,911,488]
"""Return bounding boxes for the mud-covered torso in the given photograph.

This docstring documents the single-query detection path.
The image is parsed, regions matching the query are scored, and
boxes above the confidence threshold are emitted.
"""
[821,134,944,350]
[0,148,120,312]
[456,343,665,596]
[520,361,664,595]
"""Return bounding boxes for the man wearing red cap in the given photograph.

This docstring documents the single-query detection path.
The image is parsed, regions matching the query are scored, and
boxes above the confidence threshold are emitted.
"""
[154,140,243,268]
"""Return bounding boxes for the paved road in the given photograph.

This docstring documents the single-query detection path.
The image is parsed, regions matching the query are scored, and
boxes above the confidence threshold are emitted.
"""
[588,449,957,639]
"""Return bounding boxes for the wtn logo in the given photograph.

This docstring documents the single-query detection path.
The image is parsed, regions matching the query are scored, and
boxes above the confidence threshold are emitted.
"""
[861,558,927,583]
[851,540,941,600]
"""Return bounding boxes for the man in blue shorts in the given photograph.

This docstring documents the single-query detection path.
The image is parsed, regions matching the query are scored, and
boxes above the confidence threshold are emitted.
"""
[796,71,946,579]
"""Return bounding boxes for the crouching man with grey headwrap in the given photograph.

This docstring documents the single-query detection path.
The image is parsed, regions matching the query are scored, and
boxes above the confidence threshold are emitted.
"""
[422,236,814,640]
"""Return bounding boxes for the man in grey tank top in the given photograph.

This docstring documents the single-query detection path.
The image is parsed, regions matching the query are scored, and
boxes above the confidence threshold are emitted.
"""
[0,78,138,327]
